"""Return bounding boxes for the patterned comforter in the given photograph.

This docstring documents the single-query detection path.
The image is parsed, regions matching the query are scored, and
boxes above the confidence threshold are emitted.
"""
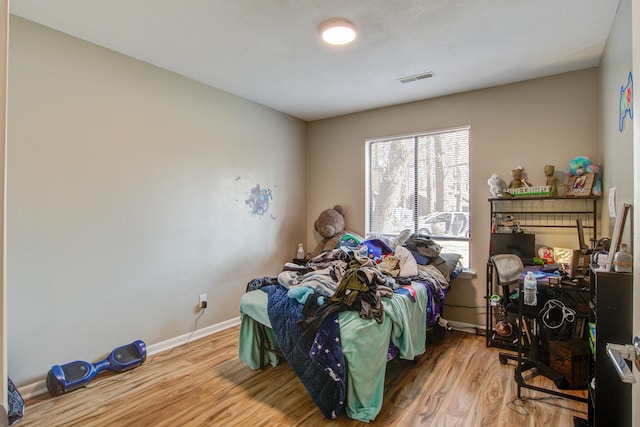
[263,284,345,420]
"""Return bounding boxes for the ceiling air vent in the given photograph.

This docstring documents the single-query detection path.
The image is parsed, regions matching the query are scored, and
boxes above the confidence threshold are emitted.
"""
[397,71,435,84]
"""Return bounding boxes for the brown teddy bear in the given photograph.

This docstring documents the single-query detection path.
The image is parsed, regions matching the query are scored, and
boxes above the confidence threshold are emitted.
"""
[310,205,348,257]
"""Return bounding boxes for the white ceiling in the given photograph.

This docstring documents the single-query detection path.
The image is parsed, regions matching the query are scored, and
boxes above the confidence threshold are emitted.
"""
[10,0,620,121]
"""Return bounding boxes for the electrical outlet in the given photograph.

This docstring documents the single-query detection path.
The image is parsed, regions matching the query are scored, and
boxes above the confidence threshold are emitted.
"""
[199,293,207,309]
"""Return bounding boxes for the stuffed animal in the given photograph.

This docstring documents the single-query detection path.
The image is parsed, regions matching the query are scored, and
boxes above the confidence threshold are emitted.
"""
[487,173,503,198]
[568,156,602,196]
[310,205,348,257]
[508,166,531,189]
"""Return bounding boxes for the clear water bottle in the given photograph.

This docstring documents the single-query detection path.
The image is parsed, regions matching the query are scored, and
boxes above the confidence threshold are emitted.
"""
[296,243,305,260]
[523,271,537,306]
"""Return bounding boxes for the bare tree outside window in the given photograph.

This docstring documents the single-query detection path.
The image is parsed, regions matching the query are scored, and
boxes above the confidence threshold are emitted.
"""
[366,127,470,266]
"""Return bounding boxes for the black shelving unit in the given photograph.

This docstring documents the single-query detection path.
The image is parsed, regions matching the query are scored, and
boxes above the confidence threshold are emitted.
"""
[588,266,633,426]
[489,196,599,237]
[486,196,598,349]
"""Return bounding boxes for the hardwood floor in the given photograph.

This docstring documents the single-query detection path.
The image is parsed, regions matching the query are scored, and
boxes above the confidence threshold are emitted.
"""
[21,327,587,426]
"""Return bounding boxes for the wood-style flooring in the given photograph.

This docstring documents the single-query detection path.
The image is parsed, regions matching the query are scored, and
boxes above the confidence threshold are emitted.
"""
[21,326,587,426]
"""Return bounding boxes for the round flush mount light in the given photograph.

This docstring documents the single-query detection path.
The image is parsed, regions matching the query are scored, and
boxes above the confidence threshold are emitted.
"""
[319,18,357,45]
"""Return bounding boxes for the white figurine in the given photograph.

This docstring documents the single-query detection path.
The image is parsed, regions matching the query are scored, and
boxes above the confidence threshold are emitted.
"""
[487,173,503,198]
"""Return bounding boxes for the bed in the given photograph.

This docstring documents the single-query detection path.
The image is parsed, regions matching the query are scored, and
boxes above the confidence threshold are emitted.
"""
[238,235,462,422]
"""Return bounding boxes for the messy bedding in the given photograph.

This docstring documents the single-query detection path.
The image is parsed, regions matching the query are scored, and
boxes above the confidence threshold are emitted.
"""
[238,233,462,422]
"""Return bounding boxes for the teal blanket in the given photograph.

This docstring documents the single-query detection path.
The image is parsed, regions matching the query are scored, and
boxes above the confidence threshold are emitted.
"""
[238,283,427,422]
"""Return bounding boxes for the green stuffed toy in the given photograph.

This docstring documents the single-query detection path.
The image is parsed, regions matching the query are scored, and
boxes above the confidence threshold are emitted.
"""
[568,156,602,196]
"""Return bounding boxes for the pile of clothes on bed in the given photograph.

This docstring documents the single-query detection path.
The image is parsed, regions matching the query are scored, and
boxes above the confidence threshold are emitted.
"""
[241,232,462,421]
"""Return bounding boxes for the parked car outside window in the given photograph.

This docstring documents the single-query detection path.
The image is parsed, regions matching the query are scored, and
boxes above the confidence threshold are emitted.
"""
[418,212,469,238]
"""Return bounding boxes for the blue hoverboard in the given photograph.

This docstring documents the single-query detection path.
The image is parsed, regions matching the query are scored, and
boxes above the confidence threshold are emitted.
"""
[46,339,147,396]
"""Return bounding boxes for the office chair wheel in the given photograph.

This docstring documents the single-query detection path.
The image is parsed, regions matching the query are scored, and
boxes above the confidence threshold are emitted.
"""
[499,354,508,364]
[554,376,570,390]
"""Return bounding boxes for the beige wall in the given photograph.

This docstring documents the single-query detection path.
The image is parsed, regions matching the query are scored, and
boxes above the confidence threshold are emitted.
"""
[7,16,306,386]
[599,0,638,421]
[599,0,634,241]
[307,70,600,325]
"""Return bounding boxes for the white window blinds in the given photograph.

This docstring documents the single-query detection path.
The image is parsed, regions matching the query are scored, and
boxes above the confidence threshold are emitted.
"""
[366,126,470,265]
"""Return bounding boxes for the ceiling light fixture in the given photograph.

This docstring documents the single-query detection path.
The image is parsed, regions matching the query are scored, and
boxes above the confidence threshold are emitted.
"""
[319,18,357,46]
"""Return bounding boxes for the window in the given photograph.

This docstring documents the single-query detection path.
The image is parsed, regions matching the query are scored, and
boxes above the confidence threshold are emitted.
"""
[366,126,470,267]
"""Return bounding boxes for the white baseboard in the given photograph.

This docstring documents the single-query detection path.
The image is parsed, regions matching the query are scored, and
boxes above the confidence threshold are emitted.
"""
[18,316,241,400]
[441,319,481,334]
[146,316,241,356]
[17,378,48,400]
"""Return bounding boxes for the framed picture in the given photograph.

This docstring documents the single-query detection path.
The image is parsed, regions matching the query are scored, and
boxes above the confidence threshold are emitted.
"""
[566,173,595,197]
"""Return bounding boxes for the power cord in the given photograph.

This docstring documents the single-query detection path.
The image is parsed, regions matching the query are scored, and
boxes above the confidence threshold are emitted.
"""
[185,307,206,345]
[540,299,575,330]
[506,395,536,415]
[506,395,570,416]
[145,306,207,364]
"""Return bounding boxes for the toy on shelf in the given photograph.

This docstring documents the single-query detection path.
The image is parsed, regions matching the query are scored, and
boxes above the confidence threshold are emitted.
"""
[544,165,560,197]
[487,173,504,198]
[508,166,531,189]
[504,185,553,198]
[566,156,602,197]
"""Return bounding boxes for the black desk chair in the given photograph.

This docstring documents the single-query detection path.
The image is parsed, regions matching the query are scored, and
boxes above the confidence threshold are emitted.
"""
[514,291,570,390]
[492,254,570,390]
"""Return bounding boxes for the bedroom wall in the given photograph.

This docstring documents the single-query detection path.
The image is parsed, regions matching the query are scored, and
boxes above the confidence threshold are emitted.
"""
[7,16,306,387]
[598,0,633,242]
[306,69,601,327]
[598,0,639,420]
